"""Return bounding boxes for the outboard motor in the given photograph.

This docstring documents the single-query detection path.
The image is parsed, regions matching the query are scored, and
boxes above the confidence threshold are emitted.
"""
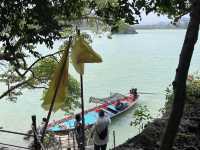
[130,88,138,97]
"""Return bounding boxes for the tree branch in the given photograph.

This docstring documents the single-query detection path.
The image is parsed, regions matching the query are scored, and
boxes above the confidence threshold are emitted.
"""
[26,84,47,89]
[0,78,32,99]
[0,53,16,61]
[21,50,64,77]
[0,50,65,99]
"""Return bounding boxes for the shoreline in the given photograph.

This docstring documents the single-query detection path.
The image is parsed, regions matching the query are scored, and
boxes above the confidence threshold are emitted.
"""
[114,87,200,150]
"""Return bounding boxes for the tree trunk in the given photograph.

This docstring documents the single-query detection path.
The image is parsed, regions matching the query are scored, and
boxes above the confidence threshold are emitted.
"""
[160,1,200,150]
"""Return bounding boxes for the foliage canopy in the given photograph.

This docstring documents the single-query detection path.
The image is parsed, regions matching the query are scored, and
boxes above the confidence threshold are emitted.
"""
[164,73,200,115]
[0,0,193,107]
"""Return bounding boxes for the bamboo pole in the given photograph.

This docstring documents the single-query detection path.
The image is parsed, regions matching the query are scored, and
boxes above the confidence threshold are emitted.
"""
[76,27,85,150]
[41,37,72,142]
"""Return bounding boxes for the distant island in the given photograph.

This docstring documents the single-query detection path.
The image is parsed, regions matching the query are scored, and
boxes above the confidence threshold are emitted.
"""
[134,17,189,29]
[111,17,189,34]
[78,17,189,34]
[111,20,137,34]
[111,24,137,34]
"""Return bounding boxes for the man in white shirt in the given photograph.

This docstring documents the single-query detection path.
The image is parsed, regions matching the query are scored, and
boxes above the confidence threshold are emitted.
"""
[92,110,111,150]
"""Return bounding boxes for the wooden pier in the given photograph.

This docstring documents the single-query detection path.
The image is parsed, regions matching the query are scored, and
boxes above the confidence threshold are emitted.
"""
[54,134,94,150]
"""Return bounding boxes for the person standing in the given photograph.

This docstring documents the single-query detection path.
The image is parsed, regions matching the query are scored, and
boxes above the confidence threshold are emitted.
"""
[92,110,111,150]
[74,114,83,149]
[37,117,47,138]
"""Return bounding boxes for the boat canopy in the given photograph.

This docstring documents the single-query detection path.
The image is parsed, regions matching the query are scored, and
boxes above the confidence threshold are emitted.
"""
[89,93,127,103]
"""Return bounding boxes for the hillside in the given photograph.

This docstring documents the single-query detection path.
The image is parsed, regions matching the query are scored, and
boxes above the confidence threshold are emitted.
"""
[115,78,200,150]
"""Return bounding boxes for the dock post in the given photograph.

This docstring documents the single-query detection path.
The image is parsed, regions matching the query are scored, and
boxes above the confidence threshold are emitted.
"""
[80,74,85,150]
[113,130,116,150]
[72,131,76,150]
[32,115,40,150]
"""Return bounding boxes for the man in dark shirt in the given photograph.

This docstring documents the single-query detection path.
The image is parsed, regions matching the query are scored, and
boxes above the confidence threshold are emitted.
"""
[74,114,83,149]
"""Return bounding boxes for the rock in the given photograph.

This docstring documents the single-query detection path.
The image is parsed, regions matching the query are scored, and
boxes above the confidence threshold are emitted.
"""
[111,25,137,34]
[111,22,137,34]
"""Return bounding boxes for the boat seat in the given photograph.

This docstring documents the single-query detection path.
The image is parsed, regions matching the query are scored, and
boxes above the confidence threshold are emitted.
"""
[100,108,115,117]
[49,125,62,132]
[107,105,118,114]
[64,119,75,128]
[107,105,118,112]
[84,112,98,125]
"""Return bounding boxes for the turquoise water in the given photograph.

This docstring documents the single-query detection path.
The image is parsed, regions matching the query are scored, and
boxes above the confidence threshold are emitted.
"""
[0,29,200,149]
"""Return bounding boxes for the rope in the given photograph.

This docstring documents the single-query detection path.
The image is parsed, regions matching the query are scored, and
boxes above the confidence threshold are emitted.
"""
[0,142,30,149]
[0,129,34,137]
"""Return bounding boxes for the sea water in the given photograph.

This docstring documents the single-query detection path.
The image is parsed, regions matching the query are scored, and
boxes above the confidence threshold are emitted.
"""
[0,29,199,149]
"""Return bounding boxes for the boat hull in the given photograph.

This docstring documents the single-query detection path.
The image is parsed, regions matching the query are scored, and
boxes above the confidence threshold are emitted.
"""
[47,93,138,133]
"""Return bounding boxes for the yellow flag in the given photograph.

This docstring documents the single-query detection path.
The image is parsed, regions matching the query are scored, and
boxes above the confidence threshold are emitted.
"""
[71,36,102,74]
[42,51,69,112]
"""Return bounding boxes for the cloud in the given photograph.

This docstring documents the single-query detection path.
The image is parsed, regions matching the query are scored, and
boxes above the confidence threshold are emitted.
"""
[139,12,170,25]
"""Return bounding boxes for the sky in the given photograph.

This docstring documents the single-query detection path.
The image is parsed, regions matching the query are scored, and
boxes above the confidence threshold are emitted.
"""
[139,13,170,25]
[139,12,189,25]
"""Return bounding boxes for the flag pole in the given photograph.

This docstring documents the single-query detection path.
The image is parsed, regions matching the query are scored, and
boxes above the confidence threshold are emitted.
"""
[80,74,85,150]
[41,37,72,142]
[76,27,85,150]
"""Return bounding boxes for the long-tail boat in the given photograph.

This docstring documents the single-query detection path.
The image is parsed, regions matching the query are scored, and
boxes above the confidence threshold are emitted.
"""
[47,88,138,132]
